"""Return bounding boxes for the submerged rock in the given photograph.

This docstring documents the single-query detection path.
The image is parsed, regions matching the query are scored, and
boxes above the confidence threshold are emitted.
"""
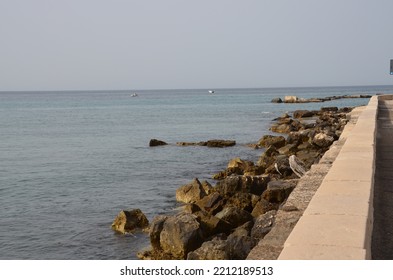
[111,209,149,234]
[149,139,168,147]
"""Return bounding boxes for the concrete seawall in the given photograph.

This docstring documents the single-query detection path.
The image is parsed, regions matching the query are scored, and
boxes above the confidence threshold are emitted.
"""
[248,95,393,260]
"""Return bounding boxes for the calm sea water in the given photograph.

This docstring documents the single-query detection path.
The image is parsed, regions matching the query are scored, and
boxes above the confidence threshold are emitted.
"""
[1,86,392,259]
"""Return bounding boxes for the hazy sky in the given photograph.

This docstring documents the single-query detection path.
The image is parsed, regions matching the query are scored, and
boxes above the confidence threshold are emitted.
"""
[1,0,392,91]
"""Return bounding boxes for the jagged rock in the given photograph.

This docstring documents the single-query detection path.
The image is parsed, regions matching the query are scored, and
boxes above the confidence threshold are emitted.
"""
[187,235,229,260]
[257,135,286,149]
[227,157,255,170]
[149,139,168,147]
[176,178,207,204]
[293,110,316,119]
[195,192,225,215]
[262,180,298,203]
[251,210,277,244]
[215,206,253,229]
[271,97,283,103]
[111,209,149,234]
[226,193,253,212]
[251,199,278,217]
[278,144,298,155]
[176,141,207,146]
[227,231,254,259]
[149,215,168,250]
[206,140,236,148]
[215,175,270,196]
[313,132,335,148]
[194,211,232,236]
[289,155,307,177]
[159,212,203,259]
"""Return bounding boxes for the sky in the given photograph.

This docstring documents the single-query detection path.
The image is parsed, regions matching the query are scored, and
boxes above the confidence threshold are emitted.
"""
[0,0,392,91]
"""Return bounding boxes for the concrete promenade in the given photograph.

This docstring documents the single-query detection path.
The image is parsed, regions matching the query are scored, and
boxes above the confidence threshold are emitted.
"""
[249,95,393,260]
[276,95,393,259]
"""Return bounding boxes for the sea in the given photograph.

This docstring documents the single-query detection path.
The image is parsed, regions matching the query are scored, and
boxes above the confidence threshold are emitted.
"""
[1,85,393,260]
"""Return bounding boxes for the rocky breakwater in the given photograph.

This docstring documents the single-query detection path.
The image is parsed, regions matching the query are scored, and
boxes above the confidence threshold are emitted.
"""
[121,106,354,260]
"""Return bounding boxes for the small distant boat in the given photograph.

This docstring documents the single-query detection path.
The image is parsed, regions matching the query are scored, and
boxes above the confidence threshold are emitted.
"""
[208,90,215,94]
[131,93,138,97]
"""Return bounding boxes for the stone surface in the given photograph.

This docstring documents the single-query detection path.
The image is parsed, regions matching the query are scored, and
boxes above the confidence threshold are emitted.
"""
[176,178,207,204]
[111,209,149,234]
[149,139,168,146]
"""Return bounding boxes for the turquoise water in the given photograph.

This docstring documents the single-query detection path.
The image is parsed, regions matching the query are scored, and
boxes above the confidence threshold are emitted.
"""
[1,86,392,259]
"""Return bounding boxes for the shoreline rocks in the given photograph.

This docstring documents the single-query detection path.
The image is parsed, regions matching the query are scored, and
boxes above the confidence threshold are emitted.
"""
[272,94,371,104]
[132,105,357,259]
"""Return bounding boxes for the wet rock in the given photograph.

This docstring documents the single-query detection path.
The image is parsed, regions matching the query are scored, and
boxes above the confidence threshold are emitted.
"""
[111,209,149,234]
[149,139,168,147]
[206,140,236,148]
[271,97,283,103]
[176,178,207,204]
[149,215,168,250]
[159,212,203,259]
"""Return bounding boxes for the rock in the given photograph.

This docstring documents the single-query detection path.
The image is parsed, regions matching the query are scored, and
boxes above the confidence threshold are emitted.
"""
[215,206,253,229]
[289,155,307,177]
[293,110,316,119]
[313,132,335,148]
[251,210,277,244]
[257,146,279,167]
[271,97,283,103]
[270,123,294,133]
[284,96,298,103]
[176,141,207,146]
[149,139,168,147]
[160,212,203,259]
[187,236,229,260]
[194,211,232,236]
[195,192,225,214]
[149,215,168,250]
[227,157,254,170]
[176,178,207,204]
[201,180,214,195]
[111,209,149,234]
[215,175,270,196]
[251,199,278,217]
[321,107,338,112]
[277,144,298,155]
[262,180,298,203]
[206,139,236,148]
[227,232,254,259]
[226,193,253,212]
[258,135,286,149]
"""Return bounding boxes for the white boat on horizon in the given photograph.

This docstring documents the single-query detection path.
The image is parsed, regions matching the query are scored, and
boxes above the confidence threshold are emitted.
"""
[131,93,138,97]
[208,90,215,94]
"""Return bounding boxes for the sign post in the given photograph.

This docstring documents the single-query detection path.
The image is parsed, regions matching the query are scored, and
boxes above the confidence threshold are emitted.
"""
[391,59,393,75]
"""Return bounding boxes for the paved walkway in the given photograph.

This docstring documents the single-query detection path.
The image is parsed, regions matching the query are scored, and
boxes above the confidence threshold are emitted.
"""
[371,98,393,259]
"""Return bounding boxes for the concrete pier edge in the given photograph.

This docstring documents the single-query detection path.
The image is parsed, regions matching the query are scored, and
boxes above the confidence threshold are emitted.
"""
[248,95,390,260]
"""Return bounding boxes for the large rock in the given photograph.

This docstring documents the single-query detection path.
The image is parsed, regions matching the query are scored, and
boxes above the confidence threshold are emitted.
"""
[195,192,225,215]
[262,180,298,203]
[187,236,229,260]
[284,96,298,103]
[149,215,168,250]
[215,175,270,196]
[160,212,203,259]
[251,199,278,217]
[111,209,149,234]
[206,139,236,148]
[251,210,276,245]
[312,132,335,148]
[271,97,283,103]
[149,139,168,147]
[257,135,286,149]
[215,206,253,229]
[194,211,232,236]
[176,178,207,204]
[226,231,254,259]
[293,110,316,119]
